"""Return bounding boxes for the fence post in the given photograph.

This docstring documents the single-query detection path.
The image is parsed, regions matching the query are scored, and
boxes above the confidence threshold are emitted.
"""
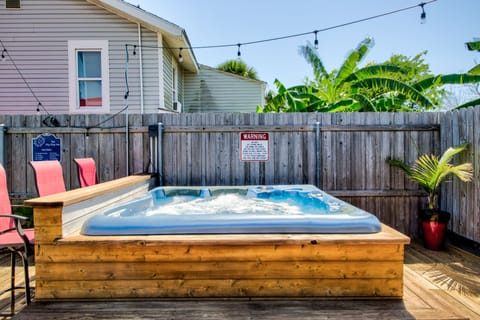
[157,122,164,186]
[315,122,321,187]
[0,124,4,167]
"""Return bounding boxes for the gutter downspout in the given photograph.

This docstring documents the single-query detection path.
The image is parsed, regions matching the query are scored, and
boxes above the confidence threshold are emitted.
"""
[0,124,5,167]
[137,23,144,113]
[315,122,321,187]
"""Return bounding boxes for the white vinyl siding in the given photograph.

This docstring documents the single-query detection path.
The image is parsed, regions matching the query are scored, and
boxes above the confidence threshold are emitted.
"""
[184,65,266,113]
[0,0,161,115]
[140,28,160,113]
[163,48,173,110]
[162,47,184,111]
[177,66,184,107]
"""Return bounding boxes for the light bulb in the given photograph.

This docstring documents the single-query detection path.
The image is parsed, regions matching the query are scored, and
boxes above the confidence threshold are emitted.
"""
[178,48,183,62]
[420,3,426,24]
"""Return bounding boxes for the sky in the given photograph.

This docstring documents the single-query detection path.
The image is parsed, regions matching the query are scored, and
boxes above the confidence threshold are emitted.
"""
[126,0,479,91]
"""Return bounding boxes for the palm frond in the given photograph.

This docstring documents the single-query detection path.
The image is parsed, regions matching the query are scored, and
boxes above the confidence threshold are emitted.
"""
[411,154,441,191]
[385,157,413,176]
[386,143,473,209]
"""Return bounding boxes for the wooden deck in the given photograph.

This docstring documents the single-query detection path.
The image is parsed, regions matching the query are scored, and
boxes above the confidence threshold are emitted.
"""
[0,241,478,320]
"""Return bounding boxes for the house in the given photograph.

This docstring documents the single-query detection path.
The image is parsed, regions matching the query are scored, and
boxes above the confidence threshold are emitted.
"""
[0,0,265,115]
[184,65,266,113]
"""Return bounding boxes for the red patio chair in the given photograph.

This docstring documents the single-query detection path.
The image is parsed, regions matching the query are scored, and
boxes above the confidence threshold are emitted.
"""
[0,163,34,315]
[73,158,98,187]
[30,160,66,197]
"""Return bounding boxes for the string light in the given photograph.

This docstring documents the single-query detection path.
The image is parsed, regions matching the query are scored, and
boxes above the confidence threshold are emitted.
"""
[122,0,437,58]
[0,39,50,114]
[0,0,438,117]
[133,45,137,55]
[419,3,427,24]
[178,48,183,62]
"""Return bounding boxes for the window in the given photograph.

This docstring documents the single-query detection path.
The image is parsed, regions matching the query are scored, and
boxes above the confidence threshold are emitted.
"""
[6,0,21,9]
[68,40,110,113]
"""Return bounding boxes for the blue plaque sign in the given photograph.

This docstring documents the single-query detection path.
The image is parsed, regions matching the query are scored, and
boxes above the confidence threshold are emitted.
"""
[32,133,62,161]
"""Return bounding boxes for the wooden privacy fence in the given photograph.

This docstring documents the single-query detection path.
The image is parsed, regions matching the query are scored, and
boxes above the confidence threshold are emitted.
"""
[0,109,478,241]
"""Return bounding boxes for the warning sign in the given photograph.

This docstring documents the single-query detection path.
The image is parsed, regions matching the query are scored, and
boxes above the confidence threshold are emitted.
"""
[240,132,269,162]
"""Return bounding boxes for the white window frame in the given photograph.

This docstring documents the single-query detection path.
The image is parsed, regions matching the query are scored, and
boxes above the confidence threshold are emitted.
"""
[68,40,110,113]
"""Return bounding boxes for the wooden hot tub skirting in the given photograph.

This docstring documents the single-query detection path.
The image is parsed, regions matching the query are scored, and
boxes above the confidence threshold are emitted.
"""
[26,176,410,300]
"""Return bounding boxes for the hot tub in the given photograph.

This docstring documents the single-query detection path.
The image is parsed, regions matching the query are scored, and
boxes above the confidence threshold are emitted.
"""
[28,176,409,300]
[81,185,381,235]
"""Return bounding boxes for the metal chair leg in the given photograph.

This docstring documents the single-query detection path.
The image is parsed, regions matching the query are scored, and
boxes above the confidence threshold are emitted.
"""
[20,251,31,304]
[2,250,31,316]
[10,251,16,314]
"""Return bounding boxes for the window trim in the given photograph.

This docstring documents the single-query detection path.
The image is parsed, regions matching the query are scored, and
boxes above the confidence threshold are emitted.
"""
[68,40,110,113]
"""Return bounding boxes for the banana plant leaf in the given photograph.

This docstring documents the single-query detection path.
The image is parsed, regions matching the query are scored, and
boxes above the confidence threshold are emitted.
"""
[335,38,373,86]
[466,40,480,51]
[320,99,357,112]
[352,77,434,110]
[299,43,329,82]
[451,97,480,110]
[413,74,480,92]
[468,64,480,75]
[350,92,376,111]
[342,64,402,83]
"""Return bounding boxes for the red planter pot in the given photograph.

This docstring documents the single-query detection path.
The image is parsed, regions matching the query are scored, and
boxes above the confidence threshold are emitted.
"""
[419,209,451,251]
[422,221,447,250]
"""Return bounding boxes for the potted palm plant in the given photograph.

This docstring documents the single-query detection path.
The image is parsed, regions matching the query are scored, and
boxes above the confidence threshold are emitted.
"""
[386,143,473,250]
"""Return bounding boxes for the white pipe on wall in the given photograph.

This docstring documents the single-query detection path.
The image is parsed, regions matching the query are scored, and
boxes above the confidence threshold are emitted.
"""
[137,23,144,113]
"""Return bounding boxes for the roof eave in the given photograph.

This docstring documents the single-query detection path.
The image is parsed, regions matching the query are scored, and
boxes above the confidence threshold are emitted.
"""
[86,0,199,73]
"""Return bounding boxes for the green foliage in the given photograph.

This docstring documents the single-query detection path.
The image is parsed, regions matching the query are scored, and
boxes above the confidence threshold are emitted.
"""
[414,74,480,92]
[466,40,480,51]
[335,38,374,86]
[217,59,258,80]
[386,143,473,210]
[452,97,480,110]
[383,51,432,83]
[258,39,480,113]
[469,64,480,74]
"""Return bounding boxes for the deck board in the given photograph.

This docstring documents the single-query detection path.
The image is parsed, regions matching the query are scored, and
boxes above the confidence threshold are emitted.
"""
[1,241,479,320]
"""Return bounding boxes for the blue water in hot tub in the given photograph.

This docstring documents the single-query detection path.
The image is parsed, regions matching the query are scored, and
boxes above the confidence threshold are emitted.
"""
[81,185,381,235]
